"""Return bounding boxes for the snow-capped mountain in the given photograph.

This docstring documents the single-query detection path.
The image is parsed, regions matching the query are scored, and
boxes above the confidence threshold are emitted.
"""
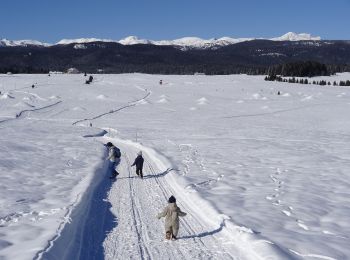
[115,33,320,49]
[0,32,322,49]
[0,39,50,47]
[271,32,321,41]
[118,36,153,45]
[56,38,114,45]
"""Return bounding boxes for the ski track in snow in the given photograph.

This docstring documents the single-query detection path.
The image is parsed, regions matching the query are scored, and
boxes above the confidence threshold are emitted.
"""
[102,140,238,259]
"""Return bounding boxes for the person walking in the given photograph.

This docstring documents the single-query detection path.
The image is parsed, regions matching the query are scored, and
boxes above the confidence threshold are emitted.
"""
[157,195,187,240]
[131,151,144,178]
[106,142,121,178]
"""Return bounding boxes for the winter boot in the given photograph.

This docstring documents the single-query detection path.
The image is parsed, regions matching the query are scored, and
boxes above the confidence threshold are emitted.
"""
[165,231,172,240]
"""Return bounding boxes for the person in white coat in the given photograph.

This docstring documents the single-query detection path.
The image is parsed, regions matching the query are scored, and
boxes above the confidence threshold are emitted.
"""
[106,142,121,178]
[157,195,186,240]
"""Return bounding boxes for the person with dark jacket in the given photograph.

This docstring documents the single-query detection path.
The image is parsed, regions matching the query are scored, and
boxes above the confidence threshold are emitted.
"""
[131,151,144,178]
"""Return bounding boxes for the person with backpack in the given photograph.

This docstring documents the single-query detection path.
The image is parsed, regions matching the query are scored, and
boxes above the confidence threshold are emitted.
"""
[106,142,121,178]
[131,151,144,178]
[157,195,187,240]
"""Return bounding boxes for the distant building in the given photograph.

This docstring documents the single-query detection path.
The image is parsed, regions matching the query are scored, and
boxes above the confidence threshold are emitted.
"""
[67,68,80,74]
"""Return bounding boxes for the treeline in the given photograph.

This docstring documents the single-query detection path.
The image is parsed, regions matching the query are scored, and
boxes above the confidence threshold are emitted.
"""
[266,61,330,77]
[265,75,350,86]
[0,67,49,74]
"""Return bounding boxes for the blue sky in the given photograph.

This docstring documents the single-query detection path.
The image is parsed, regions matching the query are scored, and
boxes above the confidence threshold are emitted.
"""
[1,0,349,42]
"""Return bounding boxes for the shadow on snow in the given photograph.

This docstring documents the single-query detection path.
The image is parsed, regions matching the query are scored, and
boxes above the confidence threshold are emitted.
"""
[38,159,117,260]
[179,221,225,240]
[117,168,173,180]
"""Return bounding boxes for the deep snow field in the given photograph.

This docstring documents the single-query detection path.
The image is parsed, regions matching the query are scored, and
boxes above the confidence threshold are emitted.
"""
[0,73,349,260]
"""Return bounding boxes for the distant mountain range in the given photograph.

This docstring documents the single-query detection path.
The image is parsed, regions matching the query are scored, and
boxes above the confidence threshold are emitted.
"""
[1,33,349,75]
[1,32,321,50]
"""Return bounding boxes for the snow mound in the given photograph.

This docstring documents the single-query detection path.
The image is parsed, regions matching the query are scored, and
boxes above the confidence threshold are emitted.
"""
[251,93,264,100]
[301,95,314,101]
[157,98,169,103]
[96,94,108,100]
[282,93,291,97]
[197,97,208,105]
[189,107,198,111]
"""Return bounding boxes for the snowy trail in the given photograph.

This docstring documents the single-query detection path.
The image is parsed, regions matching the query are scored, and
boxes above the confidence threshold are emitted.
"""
[103,140,238,259]
[101,136,291,260]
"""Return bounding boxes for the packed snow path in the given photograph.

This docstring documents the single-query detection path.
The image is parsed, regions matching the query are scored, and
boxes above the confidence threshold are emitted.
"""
[104,140,239,259]
[100,137,289,260]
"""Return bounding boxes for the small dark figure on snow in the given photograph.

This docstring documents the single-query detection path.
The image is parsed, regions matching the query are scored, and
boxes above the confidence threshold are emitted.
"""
[85,75,94,84]
[157,196,187,240]
[131,151,144,178]
[32,84,35,89]
[277,91,281,95]
[84,72,87,77]
[159,80,163,85]
[106,142,121,178]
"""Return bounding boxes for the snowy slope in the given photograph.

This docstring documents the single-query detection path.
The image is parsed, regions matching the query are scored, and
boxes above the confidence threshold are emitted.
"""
[1,73,349,260]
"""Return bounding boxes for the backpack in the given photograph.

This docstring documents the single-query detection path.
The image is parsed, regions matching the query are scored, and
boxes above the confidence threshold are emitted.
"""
[113,147,121,158]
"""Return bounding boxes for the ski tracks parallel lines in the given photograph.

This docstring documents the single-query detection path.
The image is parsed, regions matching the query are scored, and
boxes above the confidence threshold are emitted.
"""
[125,154,152,260]
[104,142,239,259]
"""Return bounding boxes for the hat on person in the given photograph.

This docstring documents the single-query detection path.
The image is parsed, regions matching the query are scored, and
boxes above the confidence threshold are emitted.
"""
[168,195,176,203]
[106,142,113,147]
[138,151,142,156]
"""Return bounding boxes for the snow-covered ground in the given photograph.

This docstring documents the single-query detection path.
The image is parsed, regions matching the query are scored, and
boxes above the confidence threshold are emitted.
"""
[0,73,349,260]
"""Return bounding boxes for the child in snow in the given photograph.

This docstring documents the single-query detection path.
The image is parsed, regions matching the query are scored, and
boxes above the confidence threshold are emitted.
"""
[131,151,144,178]
[106,142,121,178]
[157,195,187,240]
